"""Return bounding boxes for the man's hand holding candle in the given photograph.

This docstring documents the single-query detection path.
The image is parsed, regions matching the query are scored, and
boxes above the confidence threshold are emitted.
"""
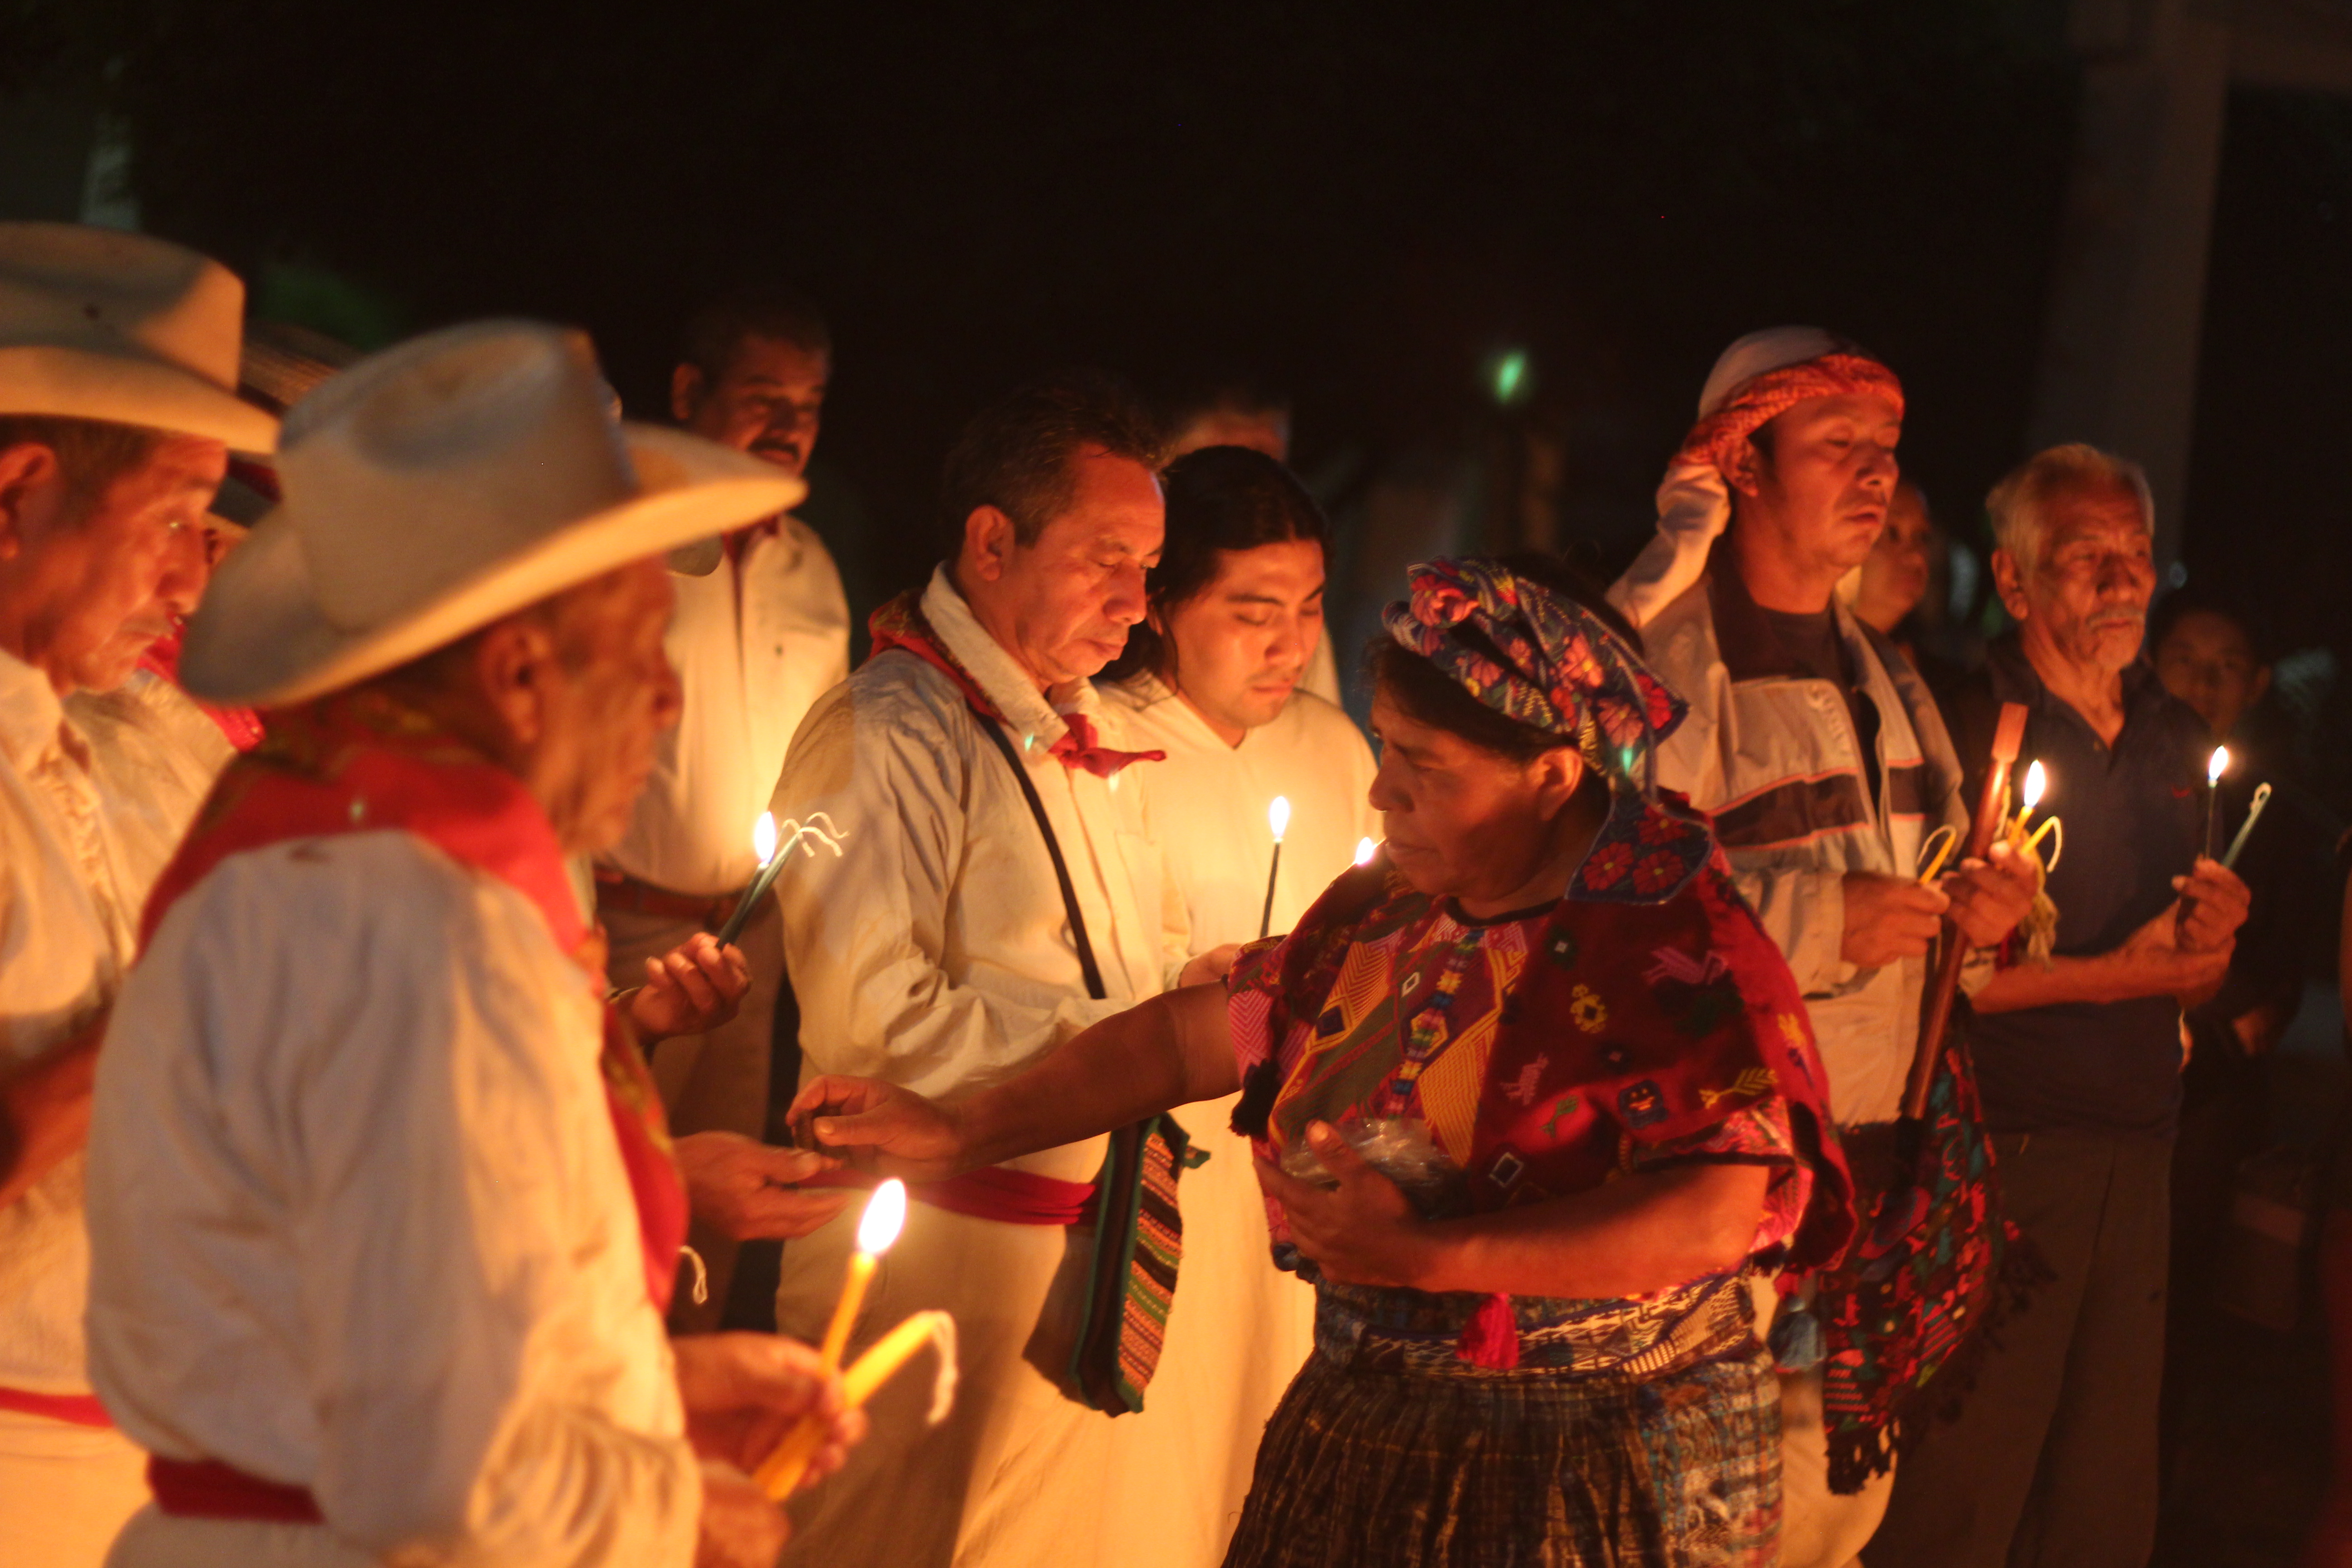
[623,931,751,1042]
[672,1332,867,1565]
[1936,839,2040,949]
[675,1131,854,1241]
[2172,857,2252,956]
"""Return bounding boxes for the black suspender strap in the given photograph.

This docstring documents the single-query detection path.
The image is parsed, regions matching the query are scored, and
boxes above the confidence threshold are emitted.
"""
[974,711,1108,1002]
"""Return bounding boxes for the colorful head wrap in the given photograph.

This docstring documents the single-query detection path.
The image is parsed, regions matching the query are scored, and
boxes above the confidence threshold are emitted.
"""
[1382,558,1686,794]
[1674,327,1904,484]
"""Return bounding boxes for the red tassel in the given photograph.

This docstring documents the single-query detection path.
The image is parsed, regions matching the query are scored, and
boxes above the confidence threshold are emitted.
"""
[1456,1292,1521,1369]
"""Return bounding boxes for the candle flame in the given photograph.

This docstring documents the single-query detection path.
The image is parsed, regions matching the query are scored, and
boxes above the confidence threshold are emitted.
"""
[857,1179,908,1255]
[2208,745,2230,785]
[1268,796,1291,843]
[1354,837,1377,866]
[2022,761,2045,813]
[752,811,779,865]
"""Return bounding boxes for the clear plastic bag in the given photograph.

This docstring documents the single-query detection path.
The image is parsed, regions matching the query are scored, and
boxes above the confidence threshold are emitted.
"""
[1279,1115,1467,1218]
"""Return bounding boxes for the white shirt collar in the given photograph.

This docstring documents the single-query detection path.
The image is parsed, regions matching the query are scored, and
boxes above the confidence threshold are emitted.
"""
[0,644,69,770]
[920,564,1106,748]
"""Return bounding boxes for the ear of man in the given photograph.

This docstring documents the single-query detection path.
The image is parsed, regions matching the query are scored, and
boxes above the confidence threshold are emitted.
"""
[960,504,1019,585]
[1989,547,2031,622]
[669,363,708,425]
[0,443,62,562]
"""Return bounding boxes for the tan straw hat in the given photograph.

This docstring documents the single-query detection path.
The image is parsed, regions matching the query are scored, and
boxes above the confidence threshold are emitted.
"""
[0,222,279,451]
[181,318,804,706]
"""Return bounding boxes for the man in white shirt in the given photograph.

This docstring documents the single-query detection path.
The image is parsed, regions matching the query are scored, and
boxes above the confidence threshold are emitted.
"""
[767,372,1232,1566]
[598,284,855,1328]
[1165,382,1342,706]
[84,320,859,1568]
[0,222,279,1568]
[1096,443,1377,1561]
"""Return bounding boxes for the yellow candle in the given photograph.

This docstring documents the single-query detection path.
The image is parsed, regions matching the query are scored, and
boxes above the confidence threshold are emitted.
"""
[2015,760,2046,828]
[817,1180,907,1371]
[755,1310,957,1499]
[817,1253,876,1369]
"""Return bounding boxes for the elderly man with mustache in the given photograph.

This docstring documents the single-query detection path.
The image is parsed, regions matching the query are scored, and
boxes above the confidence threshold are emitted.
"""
[1872,444,2250,1568]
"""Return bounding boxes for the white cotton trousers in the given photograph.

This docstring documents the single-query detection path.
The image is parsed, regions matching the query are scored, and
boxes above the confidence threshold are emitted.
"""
[0,1408,148,1568]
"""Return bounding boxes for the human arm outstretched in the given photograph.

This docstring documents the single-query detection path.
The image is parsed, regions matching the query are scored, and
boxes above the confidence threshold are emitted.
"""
[789,980,1239,1180]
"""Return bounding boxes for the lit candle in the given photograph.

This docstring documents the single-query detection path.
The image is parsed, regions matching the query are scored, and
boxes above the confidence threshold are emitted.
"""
[2016,760,2046,828]
[755,1309,958,1499]
[1258,797,1290,941]
[818,1180,907,1370]
[715,812,784,947]
[2223,781,2271,869]
[2204,746,2230,860]
[1354,837,1377,867]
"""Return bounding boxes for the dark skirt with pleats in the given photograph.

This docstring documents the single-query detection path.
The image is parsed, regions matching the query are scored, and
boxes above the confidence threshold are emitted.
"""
[1222,1277,1779,1568]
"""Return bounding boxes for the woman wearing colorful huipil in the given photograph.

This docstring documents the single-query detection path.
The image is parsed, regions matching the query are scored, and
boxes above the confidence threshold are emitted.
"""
[792,557,1854,1567]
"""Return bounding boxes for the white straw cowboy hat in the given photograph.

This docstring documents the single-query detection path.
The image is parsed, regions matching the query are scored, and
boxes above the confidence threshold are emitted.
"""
[181,318,804,706]
[0,222,279,451]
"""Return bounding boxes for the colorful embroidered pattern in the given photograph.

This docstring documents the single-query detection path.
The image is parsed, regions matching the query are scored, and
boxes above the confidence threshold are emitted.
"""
[1381,558,1686,799]
[1813,1030,2038,1493]
[1226,794,1853,1278]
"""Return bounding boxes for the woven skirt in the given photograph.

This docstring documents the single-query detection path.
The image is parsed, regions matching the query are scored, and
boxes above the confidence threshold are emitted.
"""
[1222,1277,1779,1568]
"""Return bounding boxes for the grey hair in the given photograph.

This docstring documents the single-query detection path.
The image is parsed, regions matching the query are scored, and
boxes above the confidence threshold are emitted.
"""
[1986,443,2154,578]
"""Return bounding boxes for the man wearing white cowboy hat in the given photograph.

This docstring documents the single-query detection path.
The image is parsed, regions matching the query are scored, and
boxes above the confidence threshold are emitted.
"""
[82,319,862,1568]
[0,220,279,1568]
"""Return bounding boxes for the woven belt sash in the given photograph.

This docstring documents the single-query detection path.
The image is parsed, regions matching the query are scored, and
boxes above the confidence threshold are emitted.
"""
[1315,1270,1757,1381]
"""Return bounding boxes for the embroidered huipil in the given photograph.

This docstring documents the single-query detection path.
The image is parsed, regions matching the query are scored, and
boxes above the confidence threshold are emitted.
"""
[0,647,141,1406]
[1228,796,1853,1336]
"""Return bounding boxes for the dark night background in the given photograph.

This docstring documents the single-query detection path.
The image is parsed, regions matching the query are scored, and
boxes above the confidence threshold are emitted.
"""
[10,2,2352,745]
[10,4,2352,1558]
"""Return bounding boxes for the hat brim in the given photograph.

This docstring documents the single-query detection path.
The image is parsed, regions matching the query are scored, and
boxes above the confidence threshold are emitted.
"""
[180,424,803,706]
[0,343,280,452]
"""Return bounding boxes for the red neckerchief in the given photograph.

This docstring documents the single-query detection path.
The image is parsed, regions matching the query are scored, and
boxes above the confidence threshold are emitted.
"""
[138,627,265,752]
[867,588,1164,778]
[139,689,687,1313]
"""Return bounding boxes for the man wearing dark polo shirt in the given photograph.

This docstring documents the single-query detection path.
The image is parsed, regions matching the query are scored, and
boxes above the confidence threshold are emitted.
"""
[1873,444,2251,1568]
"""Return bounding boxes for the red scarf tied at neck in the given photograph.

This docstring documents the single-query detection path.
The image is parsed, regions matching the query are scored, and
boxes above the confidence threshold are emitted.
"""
[867,589,1165,777]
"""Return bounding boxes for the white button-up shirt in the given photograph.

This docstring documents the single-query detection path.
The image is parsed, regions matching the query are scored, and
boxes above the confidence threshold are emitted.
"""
[87,831,698,1564]
[604,517,849,897]
[769,566,1188,1178]
[0,647,139,1398]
